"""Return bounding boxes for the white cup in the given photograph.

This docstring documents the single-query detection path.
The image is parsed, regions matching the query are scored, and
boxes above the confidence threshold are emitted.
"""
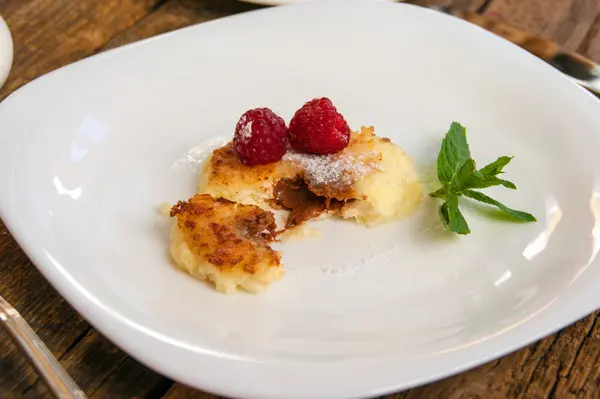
[0,15,13,89]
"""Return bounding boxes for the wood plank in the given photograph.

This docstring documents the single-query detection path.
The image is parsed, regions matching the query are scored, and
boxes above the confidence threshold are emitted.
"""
[0,219,90,395]
[406,0,487,12]
[102,0,263,51]
[578,12,600,61]
[163,384,219,399]
[21,330,125,397]
[21,329,168,398]
[0,0,164,101]
[548,316,600,398]
[484,0,600,52]
[392,313,599,399]
[90,357,170,399]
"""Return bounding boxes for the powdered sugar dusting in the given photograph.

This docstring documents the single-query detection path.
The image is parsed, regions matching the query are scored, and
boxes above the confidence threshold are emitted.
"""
[283,150,378,187]
[238,117,253,143]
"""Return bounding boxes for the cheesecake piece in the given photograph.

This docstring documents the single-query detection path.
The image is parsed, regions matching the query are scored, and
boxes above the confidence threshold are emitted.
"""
[200,126,423,227]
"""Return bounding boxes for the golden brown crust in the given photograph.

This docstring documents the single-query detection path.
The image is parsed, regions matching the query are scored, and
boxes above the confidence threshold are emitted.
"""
[171,194,281,275]
[206,143,301,193]
[210,144,280,185]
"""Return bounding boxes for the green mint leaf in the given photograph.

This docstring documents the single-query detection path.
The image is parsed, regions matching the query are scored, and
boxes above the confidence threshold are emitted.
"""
[451,158,476,192]
[479,156,513,176]
[463,189,537,222]
[437,122,471,183]
[429,187,447,199]
[430,122,535,234]
[466,171,517,190]
[440,202,450,225]
[444,192,471,234]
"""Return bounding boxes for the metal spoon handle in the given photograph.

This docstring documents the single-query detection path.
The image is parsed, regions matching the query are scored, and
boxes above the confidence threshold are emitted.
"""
[0,295,88,399]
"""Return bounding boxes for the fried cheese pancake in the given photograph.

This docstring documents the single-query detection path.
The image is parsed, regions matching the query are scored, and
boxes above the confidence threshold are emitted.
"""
[200,126,423,226]
[169,194,283,294]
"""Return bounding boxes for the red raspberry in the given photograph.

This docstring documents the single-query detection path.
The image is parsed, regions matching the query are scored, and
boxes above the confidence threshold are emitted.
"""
[233,108,288,166]
[289,98,350,154]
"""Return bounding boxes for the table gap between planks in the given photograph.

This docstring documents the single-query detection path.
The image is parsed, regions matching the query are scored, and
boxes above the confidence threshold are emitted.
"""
[0,0,599,398]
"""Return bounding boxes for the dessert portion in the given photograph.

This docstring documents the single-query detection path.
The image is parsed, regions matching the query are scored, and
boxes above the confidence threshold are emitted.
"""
[170,97,423,294]
[169,194,282,294]
[201,125,423,227]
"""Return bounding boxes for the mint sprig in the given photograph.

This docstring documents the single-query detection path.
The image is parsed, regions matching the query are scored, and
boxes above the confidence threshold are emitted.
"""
[429,122,536,235]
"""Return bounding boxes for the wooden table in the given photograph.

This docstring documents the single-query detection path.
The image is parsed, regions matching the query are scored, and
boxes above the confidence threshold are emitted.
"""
[1,0,599,398]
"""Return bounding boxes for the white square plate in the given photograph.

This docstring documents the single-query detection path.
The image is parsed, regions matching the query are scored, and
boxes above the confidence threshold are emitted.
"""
[1,2,600,398]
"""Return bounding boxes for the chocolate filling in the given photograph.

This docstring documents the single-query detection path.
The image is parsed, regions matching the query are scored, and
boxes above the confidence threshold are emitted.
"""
[273,177,349,228]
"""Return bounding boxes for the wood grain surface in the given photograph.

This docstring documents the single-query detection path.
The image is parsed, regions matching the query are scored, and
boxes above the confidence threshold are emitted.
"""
[0,0,599,398]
